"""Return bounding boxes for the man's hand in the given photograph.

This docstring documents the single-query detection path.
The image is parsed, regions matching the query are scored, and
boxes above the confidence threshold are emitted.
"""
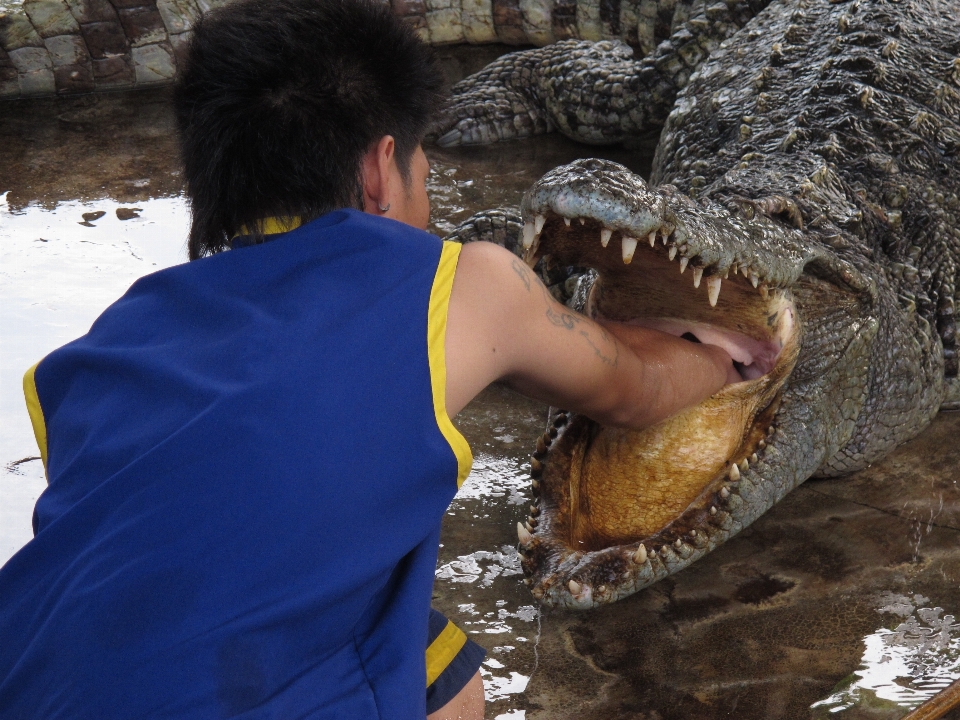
[445,242,738,428]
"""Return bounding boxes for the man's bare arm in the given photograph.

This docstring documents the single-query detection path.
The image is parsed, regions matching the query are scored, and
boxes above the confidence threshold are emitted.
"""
[445,241,737,426]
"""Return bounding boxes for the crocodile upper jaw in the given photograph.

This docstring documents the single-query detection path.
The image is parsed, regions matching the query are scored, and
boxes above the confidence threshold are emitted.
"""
[514,159,819,607]
[524,209,799,546]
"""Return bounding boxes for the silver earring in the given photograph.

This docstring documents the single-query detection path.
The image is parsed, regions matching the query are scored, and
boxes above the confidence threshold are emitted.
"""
[378,202,390,213]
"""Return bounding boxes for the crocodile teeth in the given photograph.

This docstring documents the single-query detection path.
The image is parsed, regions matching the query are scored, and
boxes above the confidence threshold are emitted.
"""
[729,463,741,481]
[720,486,731,498]
[739,458,749,472]
[707,276,722,306]
[517,522,533,545]
[759,284,770,299]
[534,214,546,234]
[521,222,537,249]
[648,232,656,247]
[693,267,703,288]
[579,217,586,225]
[622,236,638,263]
[710,506,718,515]
[568,579,582,595]
[750,271,760,288]
[633,544,648,563]
[679,257,689,273]
[750,453,759,463]
[600,228,612,247]
[674,538,683,549]
[564,217,571,227]
[668,246,677,261]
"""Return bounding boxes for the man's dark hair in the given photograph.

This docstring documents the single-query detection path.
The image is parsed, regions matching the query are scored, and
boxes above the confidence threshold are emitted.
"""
[174,0,445,259]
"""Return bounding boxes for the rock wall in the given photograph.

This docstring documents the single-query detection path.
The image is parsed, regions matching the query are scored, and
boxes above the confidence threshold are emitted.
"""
[0,0,674,99]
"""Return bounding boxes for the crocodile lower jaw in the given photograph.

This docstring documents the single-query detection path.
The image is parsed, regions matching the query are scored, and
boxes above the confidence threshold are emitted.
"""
[517,211,800,605]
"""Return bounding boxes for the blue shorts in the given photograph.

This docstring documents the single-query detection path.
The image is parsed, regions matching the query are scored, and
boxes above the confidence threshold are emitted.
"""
[426,609,486,714]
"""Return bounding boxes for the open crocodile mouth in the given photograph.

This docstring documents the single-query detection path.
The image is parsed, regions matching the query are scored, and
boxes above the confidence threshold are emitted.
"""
[513,160,803,607]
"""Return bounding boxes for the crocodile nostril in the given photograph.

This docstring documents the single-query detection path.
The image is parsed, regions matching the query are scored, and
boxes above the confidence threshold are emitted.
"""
[681,332,701,343]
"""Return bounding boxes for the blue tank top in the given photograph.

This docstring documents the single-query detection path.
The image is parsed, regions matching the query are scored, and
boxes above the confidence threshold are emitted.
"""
[1,209,472,718]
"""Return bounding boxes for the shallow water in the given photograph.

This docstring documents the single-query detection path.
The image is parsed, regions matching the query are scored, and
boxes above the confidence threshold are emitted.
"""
[2,88,960,720]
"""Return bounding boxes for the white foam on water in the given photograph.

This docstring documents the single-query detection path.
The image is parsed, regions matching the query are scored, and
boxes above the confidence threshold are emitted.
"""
[812,594,960,715]
[453,451,531,507]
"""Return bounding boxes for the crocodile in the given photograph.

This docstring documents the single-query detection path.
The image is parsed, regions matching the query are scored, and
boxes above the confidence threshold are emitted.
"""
[0,0,713,99]
[447,0,960,608]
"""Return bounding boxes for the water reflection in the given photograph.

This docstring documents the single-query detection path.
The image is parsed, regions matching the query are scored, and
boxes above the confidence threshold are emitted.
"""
[437,546,524,588]
[0,193,189,558]
[435,412,548,716]
[452,452,533,509]
[813,594,960,716]
[482,656,532,701]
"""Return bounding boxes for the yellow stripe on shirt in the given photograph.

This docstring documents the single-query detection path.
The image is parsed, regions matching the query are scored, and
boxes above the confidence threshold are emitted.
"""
[425,619,468,687]
[23,362,49,477]
[235,216,303,239]
[426,241,473,488]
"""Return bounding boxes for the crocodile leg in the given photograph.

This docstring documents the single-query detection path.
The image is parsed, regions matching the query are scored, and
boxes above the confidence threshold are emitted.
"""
[443,207,586,302]
[431,0,772,147]
[442,208,524,250]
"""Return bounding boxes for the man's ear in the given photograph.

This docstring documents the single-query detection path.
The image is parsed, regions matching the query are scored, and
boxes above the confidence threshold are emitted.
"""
[360,135,397,215]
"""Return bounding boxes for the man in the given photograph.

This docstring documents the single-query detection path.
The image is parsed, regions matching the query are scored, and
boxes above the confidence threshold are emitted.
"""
[0,0,736,717]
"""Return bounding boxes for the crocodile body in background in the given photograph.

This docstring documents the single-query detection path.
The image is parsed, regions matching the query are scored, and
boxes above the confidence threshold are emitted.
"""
[0,0,712,99]
[445,0,960,608]
[433,0,772,145]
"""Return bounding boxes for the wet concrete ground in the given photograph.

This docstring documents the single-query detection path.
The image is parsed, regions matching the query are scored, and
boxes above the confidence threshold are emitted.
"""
[443,393,960,720]
[2,86,960,720]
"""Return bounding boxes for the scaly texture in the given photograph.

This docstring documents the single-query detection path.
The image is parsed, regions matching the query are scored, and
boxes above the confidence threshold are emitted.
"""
[432,0,772,145]
[450,0,959,608]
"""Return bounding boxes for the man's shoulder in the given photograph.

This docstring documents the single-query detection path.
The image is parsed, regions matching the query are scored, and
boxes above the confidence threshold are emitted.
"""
[454,241,530,297]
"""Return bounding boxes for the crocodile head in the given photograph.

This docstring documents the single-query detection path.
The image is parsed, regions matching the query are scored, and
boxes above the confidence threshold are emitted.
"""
[514,158,945,608]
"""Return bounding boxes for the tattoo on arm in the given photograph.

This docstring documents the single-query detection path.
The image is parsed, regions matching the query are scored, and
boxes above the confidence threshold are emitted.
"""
[545,304,577,329]
[538,280,578,328]
[534,274,619,367]
[579,329,619,366]
[511,259,531,291]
